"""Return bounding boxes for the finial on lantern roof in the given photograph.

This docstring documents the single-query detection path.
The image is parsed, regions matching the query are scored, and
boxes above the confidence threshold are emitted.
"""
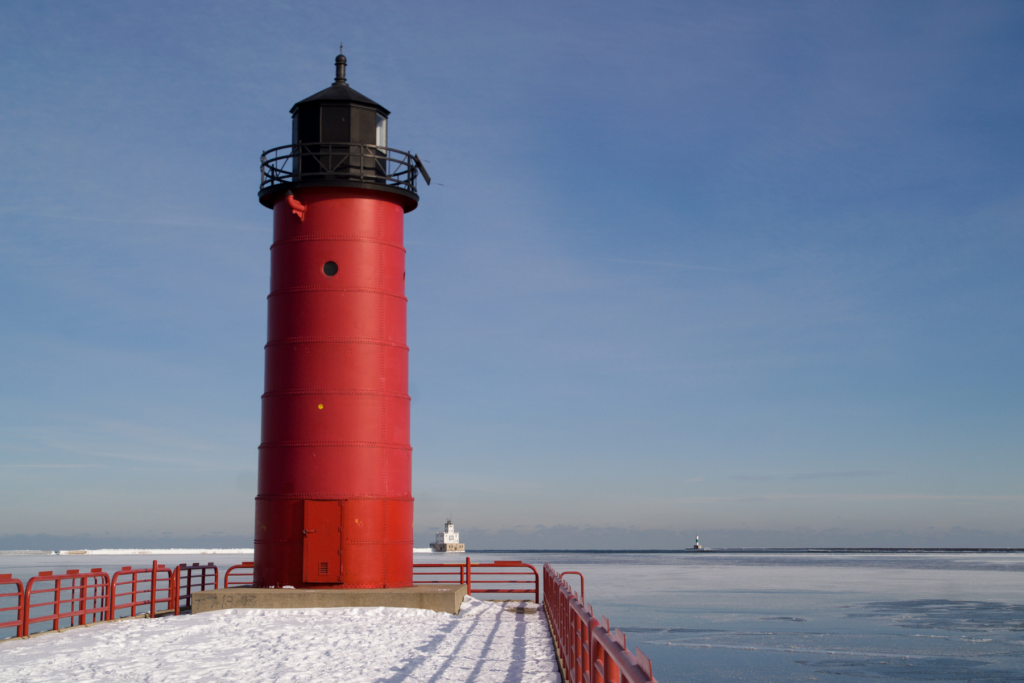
[334,43,348,85]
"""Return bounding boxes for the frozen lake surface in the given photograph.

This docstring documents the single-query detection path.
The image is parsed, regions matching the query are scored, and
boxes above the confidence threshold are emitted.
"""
[3,550,1024,682]
[533,551,1024,683]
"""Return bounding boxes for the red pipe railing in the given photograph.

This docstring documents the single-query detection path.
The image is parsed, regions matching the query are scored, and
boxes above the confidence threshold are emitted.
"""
[413,557,539,602]
[0,574,25,638]
[176,562,219,610]
[472,560,539,602]
[560,570,585,604]
[109,561,179,620]
[23,569,110,636]
[224,561,254,588]
[2,560,232,642]
[543,563,656,683]
[412,557,472,591]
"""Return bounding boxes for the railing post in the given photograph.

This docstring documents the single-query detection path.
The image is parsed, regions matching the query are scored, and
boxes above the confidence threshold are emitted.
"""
[73,575,81,627]
[173,566,181,616]
[107,574,114,622]
[131,570,138,617]
[21,580,30,638]
[52,576,61,632]
[98,573,108,626]
[606,647,620,683]
[588,616,601,683]
[17,579,25,638]
[150,561,158,618]
[79,575,88,626]
[466,557,472,596]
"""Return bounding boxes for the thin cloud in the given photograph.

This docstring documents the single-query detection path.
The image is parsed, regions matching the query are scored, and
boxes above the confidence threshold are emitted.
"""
[602,257,731,271]
[0,463,104,469]
[731,471,887,481]
[790,471,887,480]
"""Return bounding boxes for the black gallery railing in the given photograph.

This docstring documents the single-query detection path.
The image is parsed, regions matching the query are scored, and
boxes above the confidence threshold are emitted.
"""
[259,142,421,194]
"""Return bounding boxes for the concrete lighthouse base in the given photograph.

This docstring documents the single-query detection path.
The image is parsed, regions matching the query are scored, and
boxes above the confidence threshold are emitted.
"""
[191,584,468,615]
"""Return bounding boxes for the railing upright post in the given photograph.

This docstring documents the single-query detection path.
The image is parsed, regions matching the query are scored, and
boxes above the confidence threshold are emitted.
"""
[101,575,106,622]
[52,576,61,632]
[21,582,29,638]
[173,567,181,616]
[606,647,620,683]
[18,581,25,638]
[150,561,158,618]
[587,616,600,683]
[576,609,584,683]
[72,576,80,627]
[78,575,86,626]
[466,557,472,596]
[180,565,188,610]
[131,571,138,617]
[87,575,92,624]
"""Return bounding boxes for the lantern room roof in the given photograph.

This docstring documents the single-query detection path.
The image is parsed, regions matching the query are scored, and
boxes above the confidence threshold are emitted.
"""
[290,83,388,115]
[290,45,390,116]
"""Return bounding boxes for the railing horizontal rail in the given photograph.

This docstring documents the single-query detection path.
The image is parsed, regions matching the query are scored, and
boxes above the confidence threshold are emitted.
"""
[413,557,539,602]
[224,562,254,588]
[176,563,219,610]
[0,574,25,638]
[24,569,110,636]
[260,142,419,195]
[109,561,178,621]
[2,561,203,642]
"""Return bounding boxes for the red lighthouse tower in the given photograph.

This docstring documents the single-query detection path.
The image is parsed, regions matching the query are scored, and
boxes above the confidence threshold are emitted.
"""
[254,46,426,589]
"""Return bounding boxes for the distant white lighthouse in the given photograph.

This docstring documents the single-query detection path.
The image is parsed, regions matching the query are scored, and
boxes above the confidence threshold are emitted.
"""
[430,519,466,552]
[693,535,702,550]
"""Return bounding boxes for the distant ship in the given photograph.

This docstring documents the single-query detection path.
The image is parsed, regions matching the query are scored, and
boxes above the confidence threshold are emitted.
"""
[430,519,466,552]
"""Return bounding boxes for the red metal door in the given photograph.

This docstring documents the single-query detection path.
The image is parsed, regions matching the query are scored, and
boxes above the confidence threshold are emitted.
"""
[303,500,342,584]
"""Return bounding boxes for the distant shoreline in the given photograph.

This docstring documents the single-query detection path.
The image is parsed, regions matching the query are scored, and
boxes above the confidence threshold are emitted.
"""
[468,548,1024,554]
[0,548,254,556]
[2,547,1022,556]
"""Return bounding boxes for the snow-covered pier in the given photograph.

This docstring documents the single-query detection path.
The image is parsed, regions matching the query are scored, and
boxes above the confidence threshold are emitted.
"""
[0,596,560,683]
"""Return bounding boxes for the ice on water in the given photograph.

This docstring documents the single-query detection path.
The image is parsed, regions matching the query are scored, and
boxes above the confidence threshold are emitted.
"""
[533,551,1024,683]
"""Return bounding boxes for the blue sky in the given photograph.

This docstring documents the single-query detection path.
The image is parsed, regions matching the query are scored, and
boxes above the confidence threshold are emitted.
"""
[1,0,1022,549]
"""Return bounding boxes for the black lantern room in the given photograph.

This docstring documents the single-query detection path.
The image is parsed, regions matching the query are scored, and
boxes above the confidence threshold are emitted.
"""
[258,45,426,211]
[290,47,389,150]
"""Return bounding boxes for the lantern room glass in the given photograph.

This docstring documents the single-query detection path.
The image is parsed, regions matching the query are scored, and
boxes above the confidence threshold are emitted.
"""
[375,113,388,148]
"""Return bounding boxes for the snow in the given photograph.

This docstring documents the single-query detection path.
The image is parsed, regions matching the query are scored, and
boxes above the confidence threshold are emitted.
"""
[56,549,254,556]
[0,551,53,556]
[0,596,560,683]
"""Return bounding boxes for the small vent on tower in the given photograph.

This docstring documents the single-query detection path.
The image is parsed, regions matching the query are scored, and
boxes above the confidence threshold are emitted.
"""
[319,562,329,575]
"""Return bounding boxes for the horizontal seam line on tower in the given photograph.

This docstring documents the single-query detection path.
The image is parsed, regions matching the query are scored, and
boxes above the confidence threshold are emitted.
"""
[262,389,410,399]
[255,494,414,500]
[265,338,409,349]
[270,235,405,251]
[267,286,407,300]
[259,441,413,450]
